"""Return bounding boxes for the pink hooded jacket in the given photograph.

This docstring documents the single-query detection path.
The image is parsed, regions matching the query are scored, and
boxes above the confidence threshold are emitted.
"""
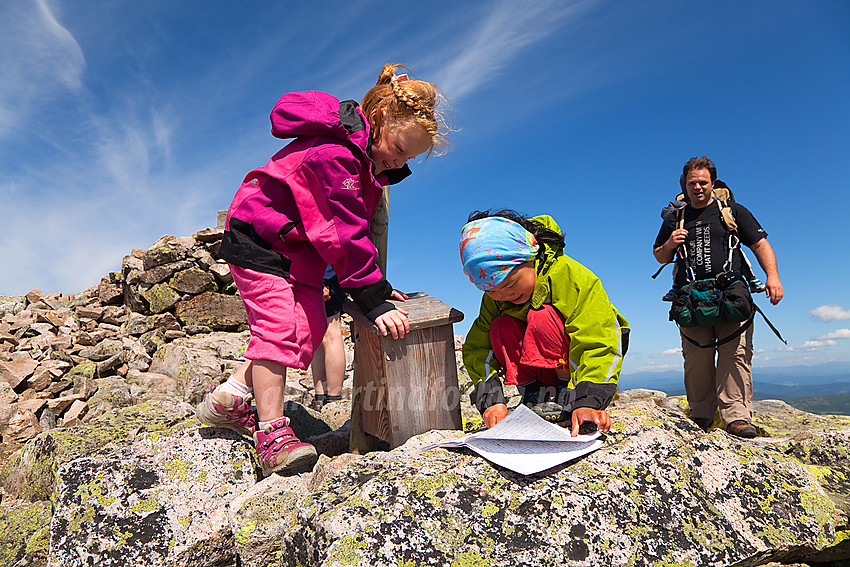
[218,91,411,320]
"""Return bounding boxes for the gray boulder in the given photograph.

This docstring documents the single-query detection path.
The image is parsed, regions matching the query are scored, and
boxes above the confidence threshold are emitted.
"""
[49,426,255,567]
[271,400,850,567]
[149,342,225,404]
[3,394,847,567]
[175,292,247,330]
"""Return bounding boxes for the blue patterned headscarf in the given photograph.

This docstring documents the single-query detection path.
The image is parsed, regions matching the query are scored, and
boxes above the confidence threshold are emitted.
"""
[460,217,539,290]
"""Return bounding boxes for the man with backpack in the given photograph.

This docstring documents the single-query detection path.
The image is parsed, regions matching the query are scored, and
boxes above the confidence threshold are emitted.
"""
[653,156,783,438]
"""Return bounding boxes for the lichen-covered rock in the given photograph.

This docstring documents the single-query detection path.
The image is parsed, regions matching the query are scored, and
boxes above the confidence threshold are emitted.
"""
[141,283,181,315]
[228,472,313,567]
[0,500,51,567]
[0,295,27,317]
[0,401,197,502]
[48,426,255,567]
[169,268,217,295]
[142,244,192,271]
[0,389,848,567]
[274,401,847,567]
[175,292,247,330]
[149,343,223,404]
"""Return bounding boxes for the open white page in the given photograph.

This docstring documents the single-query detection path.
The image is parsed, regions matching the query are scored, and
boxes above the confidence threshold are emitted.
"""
[422,404,604,475]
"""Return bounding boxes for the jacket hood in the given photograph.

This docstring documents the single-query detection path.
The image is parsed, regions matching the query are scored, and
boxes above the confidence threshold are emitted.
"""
[530,214,564,238]
[269,90,411,185]
[529,214,565,266]
[270,91,364,142]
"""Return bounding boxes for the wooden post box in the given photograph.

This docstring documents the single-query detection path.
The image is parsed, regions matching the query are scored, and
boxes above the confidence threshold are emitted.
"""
[345,292,464,452]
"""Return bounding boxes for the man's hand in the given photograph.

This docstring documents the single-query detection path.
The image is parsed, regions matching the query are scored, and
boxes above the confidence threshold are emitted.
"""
[374,308,409,339]
[654,228,688,264]
[483,403,509,428]
[570,407,611,437]
[666,228,688,250]
[765,276,783,305]
[750,239,782,305]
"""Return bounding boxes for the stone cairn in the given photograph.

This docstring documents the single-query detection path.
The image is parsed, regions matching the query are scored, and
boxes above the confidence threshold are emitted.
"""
[0,212,252,458]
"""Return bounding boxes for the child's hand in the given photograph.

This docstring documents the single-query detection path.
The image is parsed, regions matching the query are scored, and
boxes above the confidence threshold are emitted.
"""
[570,407,611,437]
[482,403,509,428]
[389,289,409,301]
[375,308,409,339]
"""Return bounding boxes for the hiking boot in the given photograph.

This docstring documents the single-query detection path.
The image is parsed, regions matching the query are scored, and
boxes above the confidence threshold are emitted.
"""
[692,417,713,432]
[519,381,541,408]
[195,384,257,439]
[531,401,566,423]
[254,417,318,476]
[725,419,757,439]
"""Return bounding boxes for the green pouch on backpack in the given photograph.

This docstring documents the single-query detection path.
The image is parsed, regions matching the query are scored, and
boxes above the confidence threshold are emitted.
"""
[670,279,718,327]
[719,278,754,323]
[670,273,753,328]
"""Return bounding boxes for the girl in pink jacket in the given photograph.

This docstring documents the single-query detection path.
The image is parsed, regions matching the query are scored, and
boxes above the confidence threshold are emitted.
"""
[196,64,447,476]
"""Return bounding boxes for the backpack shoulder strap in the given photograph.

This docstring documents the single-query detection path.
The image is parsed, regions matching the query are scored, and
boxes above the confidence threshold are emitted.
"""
[712,186,738,234]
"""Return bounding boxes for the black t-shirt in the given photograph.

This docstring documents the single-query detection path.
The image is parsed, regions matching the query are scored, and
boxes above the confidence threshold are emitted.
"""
[654,201,767,286]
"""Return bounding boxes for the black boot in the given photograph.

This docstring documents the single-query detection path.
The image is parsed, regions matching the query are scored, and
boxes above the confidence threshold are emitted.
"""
[526,379,569,423]
[520,381,541,408]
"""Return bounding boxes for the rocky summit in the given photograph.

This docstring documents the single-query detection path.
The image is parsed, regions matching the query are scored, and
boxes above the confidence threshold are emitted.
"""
[1,217,849,567]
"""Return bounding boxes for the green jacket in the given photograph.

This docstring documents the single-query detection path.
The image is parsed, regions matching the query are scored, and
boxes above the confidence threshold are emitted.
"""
[462,215,629,413]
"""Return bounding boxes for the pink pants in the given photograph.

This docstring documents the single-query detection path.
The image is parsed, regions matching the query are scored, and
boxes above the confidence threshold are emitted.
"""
[230,265,326,370]
[490,304,571,388]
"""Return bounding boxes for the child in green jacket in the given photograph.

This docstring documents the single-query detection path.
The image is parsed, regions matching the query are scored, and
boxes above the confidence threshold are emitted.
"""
[460,210,629,435]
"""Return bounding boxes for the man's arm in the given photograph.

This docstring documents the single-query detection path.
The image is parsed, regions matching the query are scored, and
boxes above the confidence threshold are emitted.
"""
[749,238,783,305]
[653,228,688,264]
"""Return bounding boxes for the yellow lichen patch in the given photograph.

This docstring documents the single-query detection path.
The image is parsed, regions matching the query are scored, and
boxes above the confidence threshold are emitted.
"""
[0,501,51,564]
[164,457,191,480]
[479,502,499,519]
[327,533,367,565]
[131,496,159,514]
[451,547,492,567]
[236,521,256,546]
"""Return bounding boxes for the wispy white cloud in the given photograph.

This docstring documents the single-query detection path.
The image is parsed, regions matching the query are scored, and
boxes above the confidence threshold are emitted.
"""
[0,152,232,295]
[817,328,850,340]
[0,0,85,139]
[657,348,681,357]
[34,0,85,90]
[809,305,850,322]
[635,362,680,372]
[776,340,838,352]
[0,1,246,296]
[434,0,593,101]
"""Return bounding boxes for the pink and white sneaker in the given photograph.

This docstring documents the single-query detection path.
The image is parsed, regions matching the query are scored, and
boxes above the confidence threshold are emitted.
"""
[253,417,318,476]
[195,383,258,440]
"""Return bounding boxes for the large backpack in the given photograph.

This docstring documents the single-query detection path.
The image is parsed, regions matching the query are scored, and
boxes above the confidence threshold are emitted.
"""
[656,178,745,283]
[661,177,736,236]
[654,179,786,347]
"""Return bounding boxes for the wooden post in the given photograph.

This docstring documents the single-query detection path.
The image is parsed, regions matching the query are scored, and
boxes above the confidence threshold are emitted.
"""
[346,292,464,451]
[369,186,390,275]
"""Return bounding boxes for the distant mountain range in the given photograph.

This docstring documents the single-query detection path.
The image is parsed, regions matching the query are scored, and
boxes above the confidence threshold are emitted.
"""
[619,362,850,416]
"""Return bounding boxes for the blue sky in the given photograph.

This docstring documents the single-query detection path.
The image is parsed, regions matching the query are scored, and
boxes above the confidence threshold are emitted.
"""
[1,0,849,378]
